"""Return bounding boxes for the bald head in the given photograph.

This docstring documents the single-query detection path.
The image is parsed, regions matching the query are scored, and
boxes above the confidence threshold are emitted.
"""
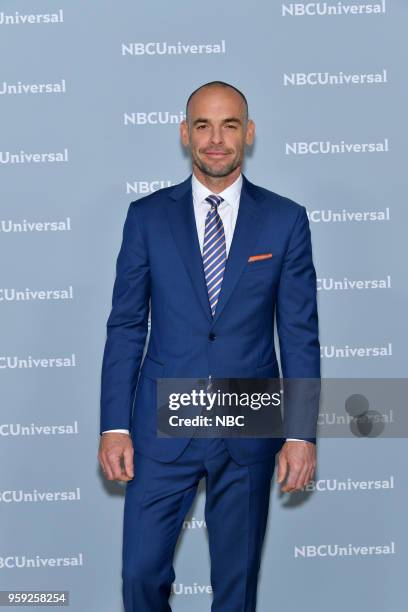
[186,81,249,124]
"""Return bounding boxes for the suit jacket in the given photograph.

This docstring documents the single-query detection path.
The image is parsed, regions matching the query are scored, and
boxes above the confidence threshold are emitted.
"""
[100,175,321,465]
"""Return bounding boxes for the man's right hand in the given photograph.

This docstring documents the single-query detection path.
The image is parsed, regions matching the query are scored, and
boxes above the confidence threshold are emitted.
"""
[98,432,134,482]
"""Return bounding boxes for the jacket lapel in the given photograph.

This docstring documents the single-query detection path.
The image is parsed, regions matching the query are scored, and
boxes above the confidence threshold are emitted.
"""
[166,174,265,326]
[211,175,263,325]
[166,176,213,321]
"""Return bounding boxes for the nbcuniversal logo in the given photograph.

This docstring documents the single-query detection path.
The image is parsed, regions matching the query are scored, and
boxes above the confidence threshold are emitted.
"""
[281,1,386,17]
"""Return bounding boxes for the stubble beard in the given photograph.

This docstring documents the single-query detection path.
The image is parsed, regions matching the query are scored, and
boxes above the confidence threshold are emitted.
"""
[192,150,242,179]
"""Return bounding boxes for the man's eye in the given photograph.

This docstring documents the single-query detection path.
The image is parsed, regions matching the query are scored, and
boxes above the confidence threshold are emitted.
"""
[225,124,237,129]
[196,125,207,130]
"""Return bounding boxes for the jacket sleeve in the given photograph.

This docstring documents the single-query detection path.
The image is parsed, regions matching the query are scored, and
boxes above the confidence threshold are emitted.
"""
[100,202,150,434]
[276,205,321,443]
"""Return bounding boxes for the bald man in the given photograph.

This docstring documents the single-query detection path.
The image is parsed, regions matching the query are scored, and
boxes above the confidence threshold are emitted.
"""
[99,81,320,611]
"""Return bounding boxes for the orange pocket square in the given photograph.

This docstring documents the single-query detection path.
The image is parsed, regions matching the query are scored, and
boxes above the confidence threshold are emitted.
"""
[248,253,273,262]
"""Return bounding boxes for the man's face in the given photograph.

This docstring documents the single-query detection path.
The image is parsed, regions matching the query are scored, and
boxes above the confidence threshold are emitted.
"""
[180,86,255,179]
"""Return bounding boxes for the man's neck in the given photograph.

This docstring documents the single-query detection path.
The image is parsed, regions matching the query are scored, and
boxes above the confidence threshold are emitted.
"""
[192,167,241,194]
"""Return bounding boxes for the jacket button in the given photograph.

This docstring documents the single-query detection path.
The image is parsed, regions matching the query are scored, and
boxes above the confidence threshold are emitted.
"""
[208,333,216,341]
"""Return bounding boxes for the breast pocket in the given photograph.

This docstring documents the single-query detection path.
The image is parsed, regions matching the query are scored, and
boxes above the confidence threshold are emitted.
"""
[242,253,280,274]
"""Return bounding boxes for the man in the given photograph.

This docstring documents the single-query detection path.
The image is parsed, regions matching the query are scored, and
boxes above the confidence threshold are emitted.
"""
[98,81,320,611]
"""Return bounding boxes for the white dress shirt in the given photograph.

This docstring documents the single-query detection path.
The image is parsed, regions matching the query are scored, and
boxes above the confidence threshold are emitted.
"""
[103,173,305,442]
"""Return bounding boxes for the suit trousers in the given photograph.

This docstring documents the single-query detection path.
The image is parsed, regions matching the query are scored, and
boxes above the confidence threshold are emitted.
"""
[122,436,275,611]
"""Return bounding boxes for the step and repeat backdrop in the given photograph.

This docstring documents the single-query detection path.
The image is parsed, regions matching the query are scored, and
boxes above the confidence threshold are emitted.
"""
[1,1,407,610]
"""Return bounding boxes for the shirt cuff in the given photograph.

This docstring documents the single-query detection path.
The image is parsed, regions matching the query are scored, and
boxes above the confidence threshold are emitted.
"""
[102,429,130,435]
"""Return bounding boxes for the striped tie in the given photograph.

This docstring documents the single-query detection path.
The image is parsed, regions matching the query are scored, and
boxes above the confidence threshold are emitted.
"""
[202,195,226,317]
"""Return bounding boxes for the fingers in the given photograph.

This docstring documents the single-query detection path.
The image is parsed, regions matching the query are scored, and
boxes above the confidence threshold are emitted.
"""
[305,463,316,486]
[280,460,305,492]
[107,453,125,481]
[99,456,114,481]
[280,463,315,492]
[98,434,134,482]
[123,446,135,480]
[278,442,316,492]
[292,463,311,492]
[276,452,288,484]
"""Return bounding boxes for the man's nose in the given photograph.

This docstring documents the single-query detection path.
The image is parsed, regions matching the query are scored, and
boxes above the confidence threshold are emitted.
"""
[210,128,223,144]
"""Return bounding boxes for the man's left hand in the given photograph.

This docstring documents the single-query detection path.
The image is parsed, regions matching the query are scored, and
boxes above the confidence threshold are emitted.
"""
[276,440,316,492]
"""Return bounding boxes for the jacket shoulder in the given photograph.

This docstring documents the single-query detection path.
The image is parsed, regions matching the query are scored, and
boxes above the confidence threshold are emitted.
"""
[247,179,306,226]
[129,179,189,213]
[255,183,304,212]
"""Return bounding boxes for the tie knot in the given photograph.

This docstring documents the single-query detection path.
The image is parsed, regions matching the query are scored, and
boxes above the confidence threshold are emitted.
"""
[205,194,224,209]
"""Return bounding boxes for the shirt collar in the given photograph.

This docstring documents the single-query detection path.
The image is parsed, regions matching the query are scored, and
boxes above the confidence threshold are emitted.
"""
[191,172,243,208]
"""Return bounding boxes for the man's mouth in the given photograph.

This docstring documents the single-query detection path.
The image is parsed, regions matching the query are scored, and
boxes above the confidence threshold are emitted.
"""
[203,151,229,157]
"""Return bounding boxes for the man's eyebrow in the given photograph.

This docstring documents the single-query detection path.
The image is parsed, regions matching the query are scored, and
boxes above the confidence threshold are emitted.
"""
[192,117,243,125]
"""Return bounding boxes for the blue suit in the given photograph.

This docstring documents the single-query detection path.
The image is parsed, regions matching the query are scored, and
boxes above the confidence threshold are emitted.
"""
[100,175,320,610]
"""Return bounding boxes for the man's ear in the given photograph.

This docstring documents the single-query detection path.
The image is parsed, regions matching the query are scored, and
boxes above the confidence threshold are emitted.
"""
[245,119,255,146]
[180,120,190,146]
